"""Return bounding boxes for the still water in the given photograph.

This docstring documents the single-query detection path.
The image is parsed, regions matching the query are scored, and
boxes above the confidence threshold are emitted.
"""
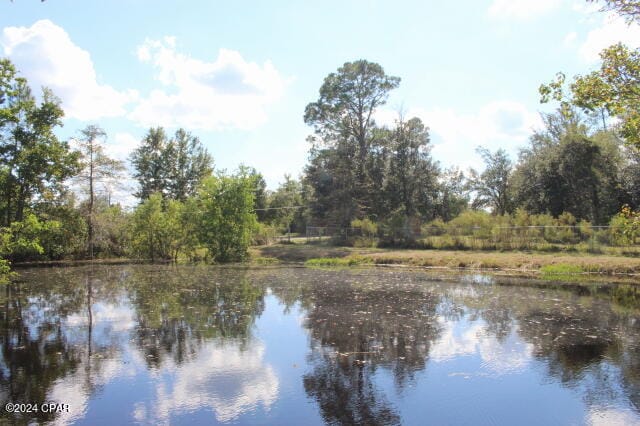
[1,265,639,425]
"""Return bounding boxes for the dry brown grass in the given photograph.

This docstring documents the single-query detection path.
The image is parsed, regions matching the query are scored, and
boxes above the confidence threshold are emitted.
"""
[250,243,640,276]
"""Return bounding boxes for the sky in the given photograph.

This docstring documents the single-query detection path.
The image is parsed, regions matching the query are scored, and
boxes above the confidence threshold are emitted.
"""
[1,0,639,204]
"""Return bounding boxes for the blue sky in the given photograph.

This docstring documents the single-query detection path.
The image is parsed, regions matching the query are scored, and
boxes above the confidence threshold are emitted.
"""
[1,0,639,202]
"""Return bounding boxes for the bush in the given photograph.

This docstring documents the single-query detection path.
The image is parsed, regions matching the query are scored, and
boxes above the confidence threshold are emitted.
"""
[252,222,278,245]
[609,205,640,246]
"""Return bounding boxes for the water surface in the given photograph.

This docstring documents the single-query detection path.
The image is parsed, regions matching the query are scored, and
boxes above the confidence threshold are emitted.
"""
[1,265,639,425]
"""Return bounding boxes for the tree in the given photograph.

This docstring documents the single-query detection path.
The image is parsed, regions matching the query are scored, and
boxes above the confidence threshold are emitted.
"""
[131,193,183,262]
[304,60,400,221]
[74,125,125,258]
[130,127,212,201]
[304,143,358,226]
[130,127,170,200]
[512,109,625,223]
[196,172,257,262]
[268,174,305,235]
[384,116,439,220]
[540,18,640,149]
[165,128,213,201]
[587,0,640,24]
[304,60,400,159]
[0,59,80,226]
[91,199,130,257]
[468,147,513,215]
[571,44,640,148]
[620,146,640,208]
[239,166,268,221]
[434,167,469,221]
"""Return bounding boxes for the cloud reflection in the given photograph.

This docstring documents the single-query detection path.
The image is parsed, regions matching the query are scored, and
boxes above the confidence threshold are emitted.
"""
[144,341,279,423]
[431,317,533,375]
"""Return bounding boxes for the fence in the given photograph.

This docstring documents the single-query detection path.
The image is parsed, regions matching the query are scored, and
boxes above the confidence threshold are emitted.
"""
[306,226,363,242]
[305,224,639,253]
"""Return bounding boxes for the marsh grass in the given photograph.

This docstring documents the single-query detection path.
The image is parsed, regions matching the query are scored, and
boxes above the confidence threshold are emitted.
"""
[539,264,586,282]
[305,256,372,267]
[251,257,281,265]
[252,243,640,276]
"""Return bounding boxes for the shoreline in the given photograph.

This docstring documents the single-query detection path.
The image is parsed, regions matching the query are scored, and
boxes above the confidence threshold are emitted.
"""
[10,244,640,283]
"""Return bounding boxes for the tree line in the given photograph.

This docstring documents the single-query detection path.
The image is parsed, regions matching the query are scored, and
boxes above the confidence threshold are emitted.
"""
[1,0,639,279]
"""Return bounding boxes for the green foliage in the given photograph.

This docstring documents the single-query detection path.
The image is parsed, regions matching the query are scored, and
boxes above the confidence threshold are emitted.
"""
[415,209,606,251]
[434,167,469,221]
[468,147,513,215]
[379,210,423,247]
[39,209,87,260]
[304,60,400,150]
[196,172,257,262]
[304,60,402,225]
[131,194,184,261]
[241,166,268,221]
[0,213,59,261]
[384,116,439,219]
[351,218,378,237]
[0,226,14,283]
[0,60,80,226]
[92,201,130,257]
[541,43,640,149]
[251,222,278,245]
[351,218,378,247]
[130,127,213,201]
[572,44,640,148]
[266,174,306,233]
[511,110,624,224]
[0,258,12,284]
[610,205,640,245]
[166,128,214,201]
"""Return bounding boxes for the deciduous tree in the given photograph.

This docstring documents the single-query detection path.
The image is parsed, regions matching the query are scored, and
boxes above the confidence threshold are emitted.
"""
[0,59,79,226]
[468,147,513,215]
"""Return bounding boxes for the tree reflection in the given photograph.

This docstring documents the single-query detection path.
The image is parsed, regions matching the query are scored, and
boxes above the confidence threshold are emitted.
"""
[0,267,121,424]
[268,269,443,425]
[126,266,266,368]
[304,348,401,426]
[452,277,640,412]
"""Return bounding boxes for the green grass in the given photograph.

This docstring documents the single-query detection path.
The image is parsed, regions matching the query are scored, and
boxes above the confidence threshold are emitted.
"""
[304,256,372,267]
[540,263,587,282]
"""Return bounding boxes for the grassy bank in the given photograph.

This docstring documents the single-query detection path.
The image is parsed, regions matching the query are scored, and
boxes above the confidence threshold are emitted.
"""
[250,243,640,277]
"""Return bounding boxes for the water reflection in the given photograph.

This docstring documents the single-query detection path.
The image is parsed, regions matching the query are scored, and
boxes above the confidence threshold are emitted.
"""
[0,265,638,425]
[139,340,279,423]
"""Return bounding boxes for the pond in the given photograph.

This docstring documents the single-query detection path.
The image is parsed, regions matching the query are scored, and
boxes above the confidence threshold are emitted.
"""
[1,265,639,425]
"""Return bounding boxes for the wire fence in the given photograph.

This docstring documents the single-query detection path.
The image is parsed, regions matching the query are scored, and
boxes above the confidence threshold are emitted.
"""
[306,224,639,252]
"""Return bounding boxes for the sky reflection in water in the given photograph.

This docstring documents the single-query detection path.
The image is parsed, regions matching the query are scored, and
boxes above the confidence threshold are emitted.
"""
[1,265,639,425]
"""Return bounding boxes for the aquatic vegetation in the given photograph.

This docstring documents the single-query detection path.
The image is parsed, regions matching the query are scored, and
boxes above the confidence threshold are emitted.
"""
[540,264,586,281]
[304,256,372,267]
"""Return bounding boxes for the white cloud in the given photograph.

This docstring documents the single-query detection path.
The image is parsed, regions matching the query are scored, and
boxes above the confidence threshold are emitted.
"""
[579,12,640,62]
[487,0,561,20]
[563,31,578,48]
[1,20,137,120]
[130,37,289,130]
[109,132,139,163]
[377,101,542,170]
